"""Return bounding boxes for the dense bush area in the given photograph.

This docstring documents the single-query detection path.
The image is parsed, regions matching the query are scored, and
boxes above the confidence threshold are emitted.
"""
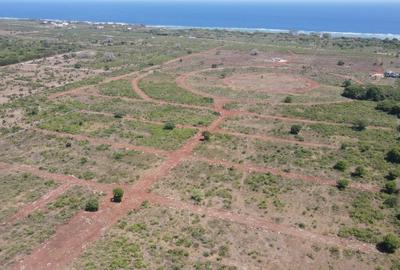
[342,84,400,102]
[0,37,80,66]
[376,100,400,116]
[342,82,400,117]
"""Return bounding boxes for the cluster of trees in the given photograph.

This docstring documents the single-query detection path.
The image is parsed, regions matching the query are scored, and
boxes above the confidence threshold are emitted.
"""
[376,100,400,116]
[0,37,80,66]
[342,81,400,117]
[342,82,400,102]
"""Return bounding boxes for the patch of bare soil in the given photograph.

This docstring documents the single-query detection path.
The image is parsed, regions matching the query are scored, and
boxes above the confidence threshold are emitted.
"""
[223,72,320,94]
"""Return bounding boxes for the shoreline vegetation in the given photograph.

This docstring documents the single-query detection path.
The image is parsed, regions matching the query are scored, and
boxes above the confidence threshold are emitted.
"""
[1,17,399,40]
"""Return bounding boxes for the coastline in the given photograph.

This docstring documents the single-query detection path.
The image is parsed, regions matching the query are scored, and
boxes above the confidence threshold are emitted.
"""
[1,17,399,40]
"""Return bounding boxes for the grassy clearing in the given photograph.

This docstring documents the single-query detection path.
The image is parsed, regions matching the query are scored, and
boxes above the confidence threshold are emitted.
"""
[80,35,220,72]
[278,101,398,128]
[46,96,218,126]
[221,115,397,146]
[139,72,214,106]
[0,129,162,184]
[153,161,399,241]
[287,85,348,103]
[74,205,393,270]
[189,70,270,100]
[194,133,397,184]
[0,186,99,268]
[98,79,140,98]
[0,172,58,222]
[37,111,197,151]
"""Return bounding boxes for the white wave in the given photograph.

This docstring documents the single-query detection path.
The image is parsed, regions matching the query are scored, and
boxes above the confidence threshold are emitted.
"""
[1,17,399,40]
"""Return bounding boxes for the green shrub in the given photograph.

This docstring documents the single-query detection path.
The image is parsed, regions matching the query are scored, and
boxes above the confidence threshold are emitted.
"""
[190,189,204,203]
[290,125,302,135]
[114,112,125,118]
[283,96,293,103]
[352,120,367,131]
[113,188,124,203]
[383,196,398,208]
[376,100,400,116]
[378,234,400,253]
[342,79,352,88]
[202,131,211,141]
[333,160,348,171]
[387,148,400,163]
[85,198,99,212]
[163,122,176,130]
[352,166,366,178]
[386,169,400,180]
[337,179,349,190]
[385,181,398,194]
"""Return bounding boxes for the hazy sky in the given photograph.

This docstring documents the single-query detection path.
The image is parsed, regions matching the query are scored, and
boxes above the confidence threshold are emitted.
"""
[8,0,398,2]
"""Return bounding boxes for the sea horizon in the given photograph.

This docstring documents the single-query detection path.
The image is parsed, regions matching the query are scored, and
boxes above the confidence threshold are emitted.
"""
[2,16,400,40]
[1,1,400,39]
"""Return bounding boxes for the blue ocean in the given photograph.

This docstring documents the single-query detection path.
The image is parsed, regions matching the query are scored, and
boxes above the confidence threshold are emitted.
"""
[1,1,400,37]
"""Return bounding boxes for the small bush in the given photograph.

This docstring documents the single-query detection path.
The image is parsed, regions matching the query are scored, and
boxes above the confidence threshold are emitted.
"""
[163,122,176,130]
[383,196,398,208]
[85,198,99,212]
[290,125,302,135]
[387,148,400,164]
[385,181,398,194]
[337,60,345,66]
[377,234,400,253]
[352,166,366,178]
[114,112,125,118]
[342,79,352,88]
[202,131,211,141]
[191,189,204,203]
[333,160,348,171]
[283,96,293,103]
[337,179,349,190]
[113,188,124,203]
[386,169,400,180]
[340,143,349,150]
[352,120,367,131]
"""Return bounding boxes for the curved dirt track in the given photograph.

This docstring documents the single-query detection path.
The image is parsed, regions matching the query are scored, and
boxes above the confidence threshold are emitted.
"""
[7,46,385,270]
[222,72,320,94]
